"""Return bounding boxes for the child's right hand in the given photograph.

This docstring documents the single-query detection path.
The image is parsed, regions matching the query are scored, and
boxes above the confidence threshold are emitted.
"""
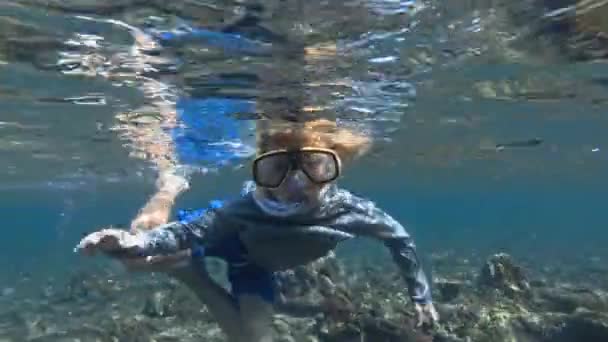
[75,228,192,272]
[76,228,146,257]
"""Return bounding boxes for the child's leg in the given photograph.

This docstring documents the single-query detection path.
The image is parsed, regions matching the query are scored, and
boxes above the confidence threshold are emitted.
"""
[236,294,275,342]
[225,259,277,342]
[175,240,276,342]
[172,269,244,341]
[176,269,276,342]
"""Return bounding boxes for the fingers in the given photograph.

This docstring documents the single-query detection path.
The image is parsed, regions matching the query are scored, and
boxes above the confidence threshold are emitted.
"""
[75,229,145,256]
[414,303,438,328]
[98,234,122,251]
[415,304,424,327]
[76,228,192,273]
[431,306,440,322]
[75,229,121,255]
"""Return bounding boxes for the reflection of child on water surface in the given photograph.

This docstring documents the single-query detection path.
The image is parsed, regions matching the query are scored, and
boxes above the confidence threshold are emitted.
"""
[120,9,276,231]
[77,118,439,341]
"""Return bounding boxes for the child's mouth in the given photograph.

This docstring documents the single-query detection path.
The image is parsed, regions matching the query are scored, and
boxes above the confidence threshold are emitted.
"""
[266,188,307,206]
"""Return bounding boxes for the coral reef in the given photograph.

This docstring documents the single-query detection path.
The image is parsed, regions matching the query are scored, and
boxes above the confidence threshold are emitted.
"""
[0,252,607,341]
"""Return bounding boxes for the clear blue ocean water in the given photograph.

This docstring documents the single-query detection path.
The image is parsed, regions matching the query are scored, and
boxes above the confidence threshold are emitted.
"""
[1,1,608,340]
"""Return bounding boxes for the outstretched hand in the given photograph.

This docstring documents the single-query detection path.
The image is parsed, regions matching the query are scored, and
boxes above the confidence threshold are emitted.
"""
[75,228,192,272]
[415,302,439,328]
[76,228,145,256]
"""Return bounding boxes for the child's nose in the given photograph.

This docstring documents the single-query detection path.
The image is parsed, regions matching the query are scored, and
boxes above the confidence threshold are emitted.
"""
[284,170,310,189]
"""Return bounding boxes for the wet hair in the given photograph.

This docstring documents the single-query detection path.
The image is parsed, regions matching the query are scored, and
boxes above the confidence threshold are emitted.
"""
[255,119,371,163]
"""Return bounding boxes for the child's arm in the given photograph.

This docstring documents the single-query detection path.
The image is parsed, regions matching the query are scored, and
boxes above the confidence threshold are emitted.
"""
[76,224,273,341]
[385,237,433,301]
[137,208,225,255]
[335,195,432,304]
[151,26,271,54]
[333,191,438,325]
[374,219,432,305]
[76,207,222,263]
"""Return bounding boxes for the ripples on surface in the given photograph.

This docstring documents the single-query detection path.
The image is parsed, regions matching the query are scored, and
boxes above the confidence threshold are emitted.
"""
[1,0,607,190]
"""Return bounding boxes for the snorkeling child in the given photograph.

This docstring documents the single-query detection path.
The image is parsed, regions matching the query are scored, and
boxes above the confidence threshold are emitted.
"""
[76,118,439,342]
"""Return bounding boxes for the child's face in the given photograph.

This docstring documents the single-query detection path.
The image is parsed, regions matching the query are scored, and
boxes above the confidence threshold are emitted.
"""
[253,137,341,206]
[269,167,328,205]
[253,118,370,206]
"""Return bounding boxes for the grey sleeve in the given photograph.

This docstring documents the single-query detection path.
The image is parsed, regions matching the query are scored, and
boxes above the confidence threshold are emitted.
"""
[333,192,433,304]
[140,211,217,254]
[384,237,433,304]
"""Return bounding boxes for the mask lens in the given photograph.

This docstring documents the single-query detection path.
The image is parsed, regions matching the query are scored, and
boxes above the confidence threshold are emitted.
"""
[299,151,338,183]
[253,152,290,188]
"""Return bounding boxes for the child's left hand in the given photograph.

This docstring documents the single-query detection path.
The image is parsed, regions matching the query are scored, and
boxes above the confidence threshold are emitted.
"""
[415,302,439,327]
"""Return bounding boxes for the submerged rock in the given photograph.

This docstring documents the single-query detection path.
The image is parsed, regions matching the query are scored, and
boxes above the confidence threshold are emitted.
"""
[536,286,608,313]
[434,278,464,302]
[4,249,608,342]
[0,310,26,339]
[109,315,157,341]
[317,312,429,342]
[1,288,15,297]
[143,290,172,318]
[478,253,530,299]
[543,308,608,342]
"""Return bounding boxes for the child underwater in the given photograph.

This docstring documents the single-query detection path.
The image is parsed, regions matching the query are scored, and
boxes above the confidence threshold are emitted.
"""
[68,3,438,341]
[76,118,439,342]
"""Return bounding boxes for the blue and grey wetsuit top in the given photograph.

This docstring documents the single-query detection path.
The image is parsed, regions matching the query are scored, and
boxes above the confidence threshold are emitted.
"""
[143,181,433,304]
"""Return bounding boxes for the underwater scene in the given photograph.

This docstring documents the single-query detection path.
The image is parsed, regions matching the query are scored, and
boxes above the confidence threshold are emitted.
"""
[1,0,608,341]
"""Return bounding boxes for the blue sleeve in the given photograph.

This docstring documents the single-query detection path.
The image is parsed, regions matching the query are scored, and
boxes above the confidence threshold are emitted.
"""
[141,209,217,254]
[141,186,256,255]
[150,26,270,55]
[138,199,226,254]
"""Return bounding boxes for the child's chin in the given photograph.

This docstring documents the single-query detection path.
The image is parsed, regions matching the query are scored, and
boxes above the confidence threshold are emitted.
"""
[274,190,320,206]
